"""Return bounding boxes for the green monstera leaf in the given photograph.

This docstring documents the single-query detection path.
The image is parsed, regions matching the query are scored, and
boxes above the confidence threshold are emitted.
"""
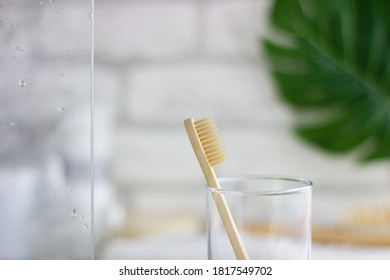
[263,0,390,161]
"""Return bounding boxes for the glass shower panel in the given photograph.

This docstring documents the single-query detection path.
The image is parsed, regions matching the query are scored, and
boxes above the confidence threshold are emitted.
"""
[0,0,93,259]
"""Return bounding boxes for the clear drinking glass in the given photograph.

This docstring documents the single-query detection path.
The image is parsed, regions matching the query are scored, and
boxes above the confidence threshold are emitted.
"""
[206,175,312,260]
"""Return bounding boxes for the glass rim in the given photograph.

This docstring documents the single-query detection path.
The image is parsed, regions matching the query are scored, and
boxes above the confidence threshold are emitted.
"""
[206,175,313,196]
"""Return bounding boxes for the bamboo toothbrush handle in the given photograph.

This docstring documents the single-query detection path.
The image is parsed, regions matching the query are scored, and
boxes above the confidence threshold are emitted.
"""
[184,118,249,260]
[204,168,249,260]
[210,188,249,260]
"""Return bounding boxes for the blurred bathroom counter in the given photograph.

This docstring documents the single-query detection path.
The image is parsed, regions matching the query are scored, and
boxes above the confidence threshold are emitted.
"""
[99,188,390,260]
[100,232,390,260]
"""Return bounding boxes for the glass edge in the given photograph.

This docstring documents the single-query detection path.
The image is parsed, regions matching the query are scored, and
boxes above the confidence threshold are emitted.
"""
[205,175,313,196]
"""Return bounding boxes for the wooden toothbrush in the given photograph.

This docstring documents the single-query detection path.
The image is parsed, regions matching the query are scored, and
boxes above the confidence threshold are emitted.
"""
[184,117,249,260]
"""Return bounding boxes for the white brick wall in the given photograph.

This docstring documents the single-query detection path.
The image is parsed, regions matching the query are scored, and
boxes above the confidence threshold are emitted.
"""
[204,0,271,58]
[95,0,197,62]
[98,0,388,194]
[94,0,390,236]
[124,61,292,126]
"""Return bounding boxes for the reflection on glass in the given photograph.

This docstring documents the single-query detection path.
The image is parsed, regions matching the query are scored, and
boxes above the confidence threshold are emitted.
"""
[0,0,93,259]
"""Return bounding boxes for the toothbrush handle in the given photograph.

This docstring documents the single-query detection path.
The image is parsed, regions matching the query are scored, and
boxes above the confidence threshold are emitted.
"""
[209,185,249,260]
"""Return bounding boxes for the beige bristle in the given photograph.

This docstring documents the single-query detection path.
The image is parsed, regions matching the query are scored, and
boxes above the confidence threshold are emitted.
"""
[194,118,226,166]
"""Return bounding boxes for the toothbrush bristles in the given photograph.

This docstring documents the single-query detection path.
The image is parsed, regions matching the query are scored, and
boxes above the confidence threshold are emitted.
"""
[194,118,226,166]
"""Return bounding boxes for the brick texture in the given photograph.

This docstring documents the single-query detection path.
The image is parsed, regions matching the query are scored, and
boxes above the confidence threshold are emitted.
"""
[95,0,197,62]
[125,61,292,126]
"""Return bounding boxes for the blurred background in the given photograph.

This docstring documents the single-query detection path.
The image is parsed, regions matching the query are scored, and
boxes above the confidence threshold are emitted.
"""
[0,0,389,259]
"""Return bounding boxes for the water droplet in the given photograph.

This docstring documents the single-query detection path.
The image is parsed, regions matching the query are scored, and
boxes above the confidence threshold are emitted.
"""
[79,215,84,221]
[57,107,66,113]
[67,185,72,192]
[15,46,23,51]
[18,78,26,87]
[38,244,43,251]
[9,121,15,126]
[39,1,44,6]
[82,223,89,229]
[70,208,77,218]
